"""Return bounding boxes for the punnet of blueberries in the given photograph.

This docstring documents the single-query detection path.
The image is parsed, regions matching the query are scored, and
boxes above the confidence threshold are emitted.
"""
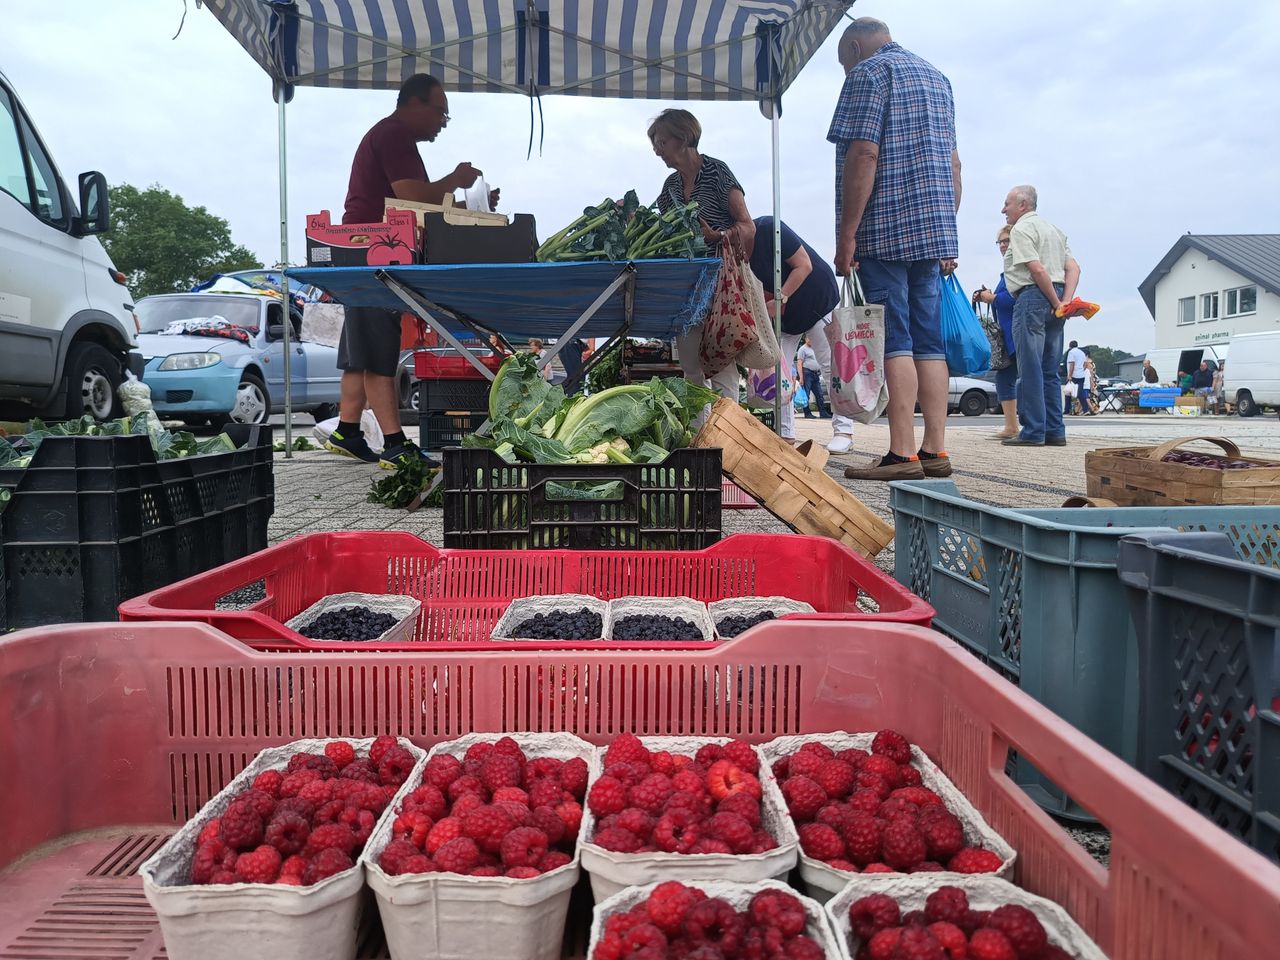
[612,614,703,642]
[513,608,604,640]
[716,610,776,638]
[298,605,398,641]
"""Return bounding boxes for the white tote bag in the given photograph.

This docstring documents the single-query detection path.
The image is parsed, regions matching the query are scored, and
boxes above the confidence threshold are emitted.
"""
[823,273,888,424]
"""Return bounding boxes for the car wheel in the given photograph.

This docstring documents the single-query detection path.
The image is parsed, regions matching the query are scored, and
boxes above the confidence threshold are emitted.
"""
[408,380,421,413]
[1236,391,1258,417]
[959,389,988,417]
[229,372,271,425]
[63,341,123,420]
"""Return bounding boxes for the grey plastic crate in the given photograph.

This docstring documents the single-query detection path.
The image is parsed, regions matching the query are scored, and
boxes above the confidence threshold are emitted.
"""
[1118,531,1280,863]
[889,478,1280,820]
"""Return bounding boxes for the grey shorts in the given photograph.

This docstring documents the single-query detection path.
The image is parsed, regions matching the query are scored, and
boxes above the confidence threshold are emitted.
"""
[337,305,401,377]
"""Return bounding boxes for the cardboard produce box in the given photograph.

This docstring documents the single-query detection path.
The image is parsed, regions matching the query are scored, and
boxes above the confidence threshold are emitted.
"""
[385,197,538,264]
[305,208,419,267]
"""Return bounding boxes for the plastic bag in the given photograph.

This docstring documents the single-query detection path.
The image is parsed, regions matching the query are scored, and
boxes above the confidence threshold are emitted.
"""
[793,384,809,411]
[941,274,992,376]
[746,362,795,409]
[824,274,888,424]
[118,371,164,438]
[312,409,385,450]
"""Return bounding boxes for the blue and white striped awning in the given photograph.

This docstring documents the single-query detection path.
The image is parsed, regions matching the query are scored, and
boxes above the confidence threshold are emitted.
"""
[199,0,853,103]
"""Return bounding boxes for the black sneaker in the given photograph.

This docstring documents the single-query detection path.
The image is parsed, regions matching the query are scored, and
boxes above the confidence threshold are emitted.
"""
[379,439,440,470]
[324,429,380,463]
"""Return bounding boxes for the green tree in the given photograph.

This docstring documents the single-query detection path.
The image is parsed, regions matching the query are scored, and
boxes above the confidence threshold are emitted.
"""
[1083,346,1130,378]
[101,183,260,298]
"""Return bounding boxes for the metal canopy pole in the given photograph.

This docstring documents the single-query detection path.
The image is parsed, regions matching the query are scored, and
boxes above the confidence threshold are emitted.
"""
[276,87,294,457]
[771,106,783,436]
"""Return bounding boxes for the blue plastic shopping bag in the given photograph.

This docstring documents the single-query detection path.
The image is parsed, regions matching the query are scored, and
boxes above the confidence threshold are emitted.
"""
[793,383,809,411]
[941,274,991,376]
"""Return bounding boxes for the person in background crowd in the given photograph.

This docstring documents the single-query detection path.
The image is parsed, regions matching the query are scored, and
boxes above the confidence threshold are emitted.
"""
[1210,361,1225,412]
[972,225,1018,438]
[999,184,1080,446]
[1064,340,1087,415]
[1178,369,1193,392]
[527,338,552,381]
[1083,349,1098,414]
[562,338,588,392]
[1192,360,1214,396]
[1142,358,1159,383]
[796,335,827,419]
[830,17,962,479]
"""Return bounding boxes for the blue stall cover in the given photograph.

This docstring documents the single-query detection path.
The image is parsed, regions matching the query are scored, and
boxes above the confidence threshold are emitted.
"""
[287,258,720,340]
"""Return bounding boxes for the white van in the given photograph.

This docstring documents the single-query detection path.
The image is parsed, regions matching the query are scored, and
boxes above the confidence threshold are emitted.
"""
[1223,330,1280,417]
[1142,345,1226,387]
[0,69,141,420]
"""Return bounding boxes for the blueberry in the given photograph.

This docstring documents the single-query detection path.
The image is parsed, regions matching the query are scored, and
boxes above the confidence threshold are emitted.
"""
[715,611,776,638]
[512,607,603,640]
[299,605,398,642]
[611,614,703,642]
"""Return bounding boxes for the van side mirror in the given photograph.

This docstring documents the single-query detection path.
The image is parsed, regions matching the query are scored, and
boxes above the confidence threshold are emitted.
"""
[267,324,286,340]
[77,171,110,235]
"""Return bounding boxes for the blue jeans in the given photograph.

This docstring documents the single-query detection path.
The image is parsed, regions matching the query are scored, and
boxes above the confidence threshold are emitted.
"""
[994,355,1018,402]
[1012,285,1065,442]
[802,368,826,415]
[857,258,945,360]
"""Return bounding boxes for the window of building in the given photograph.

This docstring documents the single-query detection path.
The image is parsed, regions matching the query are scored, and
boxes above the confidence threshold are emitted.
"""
[1200,292,1218,321]
[1178,296,1196,325]
[1225,285,1257,317]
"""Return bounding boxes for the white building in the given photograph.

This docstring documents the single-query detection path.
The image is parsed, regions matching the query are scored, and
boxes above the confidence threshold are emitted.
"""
[1138,234,1280,375]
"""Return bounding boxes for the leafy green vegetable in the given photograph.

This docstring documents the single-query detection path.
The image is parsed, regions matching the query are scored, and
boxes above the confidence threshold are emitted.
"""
[367,455,441,509]
[536,190,709,263]
[490,353,565,429]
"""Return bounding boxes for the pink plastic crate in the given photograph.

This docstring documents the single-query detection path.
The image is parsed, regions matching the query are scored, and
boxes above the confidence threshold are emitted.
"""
[0,621,1276,958]
[119,532,932,650]
[721,478,760,509]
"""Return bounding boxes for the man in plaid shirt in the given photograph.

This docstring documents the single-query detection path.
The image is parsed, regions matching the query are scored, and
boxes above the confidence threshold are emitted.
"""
[829,18,962,481]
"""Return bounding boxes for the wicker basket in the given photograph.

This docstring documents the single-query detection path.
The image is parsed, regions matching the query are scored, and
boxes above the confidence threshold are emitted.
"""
[1085,436,1280,506]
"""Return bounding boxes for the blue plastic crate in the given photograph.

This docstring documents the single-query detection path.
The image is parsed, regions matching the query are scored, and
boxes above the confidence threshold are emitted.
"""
[1118,531,1280,862]
[890,478,1280,819]
[1139,387,1181,408]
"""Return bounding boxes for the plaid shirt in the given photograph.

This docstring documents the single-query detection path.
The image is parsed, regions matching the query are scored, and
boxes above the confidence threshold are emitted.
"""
[828,42,958,261]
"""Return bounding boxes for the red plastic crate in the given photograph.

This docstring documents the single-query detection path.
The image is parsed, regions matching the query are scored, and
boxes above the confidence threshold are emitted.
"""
[1,621,1277,959]
[118,532,932,651]
[414,349,503,379]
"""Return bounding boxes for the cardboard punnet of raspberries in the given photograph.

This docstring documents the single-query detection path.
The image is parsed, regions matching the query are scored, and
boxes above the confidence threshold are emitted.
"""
[757,731,1016,899]
[587,878,840,960]
[577,735,801,904]
[826,874,1108,960]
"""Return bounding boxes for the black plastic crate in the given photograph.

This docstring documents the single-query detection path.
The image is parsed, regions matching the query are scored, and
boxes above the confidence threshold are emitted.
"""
[443,447,722,550]
[419,410,487,451]
[0,424,274,629]
[1118,530,1280,863]
[419,378,490,414]
[748,407,776,430]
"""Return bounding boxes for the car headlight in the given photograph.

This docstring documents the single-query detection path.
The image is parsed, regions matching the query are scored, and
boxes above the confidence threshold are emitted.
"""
[158,352,222,371]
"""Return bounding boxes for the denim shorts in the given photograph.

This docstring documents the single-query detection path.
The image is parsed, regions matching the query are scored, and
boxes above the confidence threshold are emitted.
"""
[856,258,945,361]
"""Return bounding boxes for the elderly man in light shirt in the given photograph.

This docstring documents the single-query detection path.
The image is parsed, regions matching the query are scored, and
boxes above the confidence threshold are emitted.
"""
[999,185,1081,447]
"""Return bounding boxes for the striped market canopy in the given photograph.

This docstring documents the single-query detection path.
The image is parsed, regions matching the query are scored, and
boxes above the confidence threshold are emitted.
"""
[200,0,853,104]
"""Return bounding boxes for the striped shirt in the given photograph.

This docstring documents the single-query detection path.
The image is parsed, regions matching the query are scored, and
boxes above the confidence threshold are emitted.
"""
[827,42,958,261]
[655,155,744,232]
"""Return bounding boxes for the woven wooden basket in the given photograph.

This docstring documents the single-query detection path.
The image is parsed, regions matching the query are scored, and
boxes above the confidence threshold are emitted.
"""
[1085,435,1280,506]
[692,398,893,557]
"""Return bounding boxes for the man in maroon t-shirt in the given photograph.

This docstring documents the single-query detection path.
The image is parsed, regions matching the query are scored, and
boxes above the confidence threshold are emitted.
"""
[327,73,496,468]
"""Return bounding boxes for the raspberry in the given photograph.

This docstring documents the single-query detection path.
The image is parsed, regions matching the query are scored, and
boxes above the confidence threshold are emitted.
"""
[912,861,944,873]
[837,747,870,768]
[968,929,1018,960]
[670,769,706,796]
[298,779,335,807]
[539,849,572,872]
[866,928,902,960]
[379,837,422,875]
[280,854,306,881]
[893,786,942,807]
[948,847,1004,874]
[559,757,589,798]
[451,792,486,820]
[500,826,549,867]
[849,893,901,939]
[750,830,779,853]
[401,855,434,875]
[492,736,526,761]
[919,811,965,862]
[275,796,316,822]
[528,757,563,780]
[219,800,265,851]
[861,754,903,788]
[704,811,754,853]
[630,774,675,814]
[863,862,894,874]
[470,865,501,877]
[899,765,924,788]
[928,922,969,960]
[377,746,416,787]
[587,776,628,817]
[924,886,970,925]
[877,797,920,822]
[665,791,710,819]
[903,910,930,928]
[881,817,927,871]
[531,805,567,845]
[604,733,651,767]
[528,778,565,809]
[848,788,883,816]
[684,898,744,956]
[796,822,842,861]
[649,751,677,776]
[707,760,762,802]
[722,740,760,774]
[434,836,481,873]
[264,810,310,856]
[302,847,353,885]
[556,799,583,840]
[226,844,279,883]
[403,784,448,820]
[197,819,223,847]
[653,808,702,853]
[962,911,991,935]
[503,866,539,879]
[191,840,226,884]
[462,805,517,854]
[251,770,283,798]
[814,759,856,799]
[616,808,655,838]
[480,753,524,793]
[393,810,434,849]
[425,753,463,789]
[606,761,649,786]
[324,741,357,769]
[493,785,530,807]
[781,776,826,821]
[814,803,852,834]
[279,769,322,798]
[495,800,534,826]
[871,729,912,764]
[620,922,667,957]
[340,760,380,786]
[463,741,494,766]
[892,928,945,960]
[235,788,277,820]
[786,935,825,960]
[287,752,339,777]
[594,826,643,853]
[691,837,731,854]
[209,869,237,885]
[646,880,702,934]
[748,889,806,938]
[426,816,463,854]
[787,750,826,780]
[694,743,725,768]
[369,735,399,766]
[986,905,1048,959]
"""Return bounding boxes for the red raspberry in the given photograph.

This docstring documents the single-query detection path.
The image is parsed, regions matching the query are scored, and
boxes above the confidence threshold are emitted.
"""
[919,811,966,862]
[684,898,745,955]
[587,775,628,817]
[469,865,501,877]
[665,791,710,819]
[892,928,945,960]
[424,753,463,789]
[280,854,306,881]
[393,810,434,849]
[924,886,970,925]
[797,741,835,760]
[559,757,589,798]
[708,761,762,803]
[434,836,481,873]
[275,796,316,822]
[645,880,702,934]
[653,808,702,853]
[861,754,903,789]
[899,764,924,788]
[618,921,667,958]
[251,770,283,798]
[855,770,892,801]
[781,776,826,822]
[848,788,883,815]
[493,785,530,807]
[279,768,322,799]
[812,759,856,800]
[230,844,280,883]
[324,740,357,769]
[968,929,1018,960]
[235,788,277,820]
[694,743,725,768]
[264,810,310,856]
[963,910,992,935]
[209,869,237,884]
[528,757,562,780]
[191,839,226,884]
[369,735,399,766]
[197,819,222,847]
[705,811,754,853]
[717,792,762,828]
[913,861,944,873]
[881,817,927,871]
[480,753,523,793]
[903,910,930,928]
[878,797,920,822]
[492,736,527,762]
[947,847,1004,874]
[403,784,448,820]
[798,822,844,862]
[893,786,943,807]
[786,935,825,960]
[298,779,334,807]
[605,761,648,786]
[528,778,565,809]
[462,805,517,854]
[928,922,969,960]
[604,733,650,767]
[426,816,463,854]
[867,928,902,959]
[593,826,643,853]
[305,822,357,858]
[649,751,677,776]
[378,837,422,875]
[871,729,913,765]
[721,740,759,774]
[671,769,706,796]
[500,826,549,867]
[495,800,534,826]
[336,759,378,784]
[531,806,568,845]
[849,893,901,939]
[691,837,731,854]
[287,752,339,777]
[463,741,494,765]
[815,803,853,834]
[748,889,807,938]
[863,862,894,874]
[302,847,353,885]
[836,747,870,768]
[556,799,583,840]
[629,774,674,814]
[538,850,572,872]
[787,750,826,781]
[502,866,538,879]
[616,808,655,838]
[986,905,1048,959]
[771,756,791,779]
[400,855,435,875]
[750,829,779,853]
[377,746,416,787]
[451,792,486,820]
[447,774,485,803]
[219,799,265,851]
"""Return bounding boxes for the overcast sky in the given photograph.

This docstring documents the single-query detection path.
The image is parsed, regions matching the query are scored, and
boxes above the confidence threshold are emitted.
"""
[5,0,1278,354]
